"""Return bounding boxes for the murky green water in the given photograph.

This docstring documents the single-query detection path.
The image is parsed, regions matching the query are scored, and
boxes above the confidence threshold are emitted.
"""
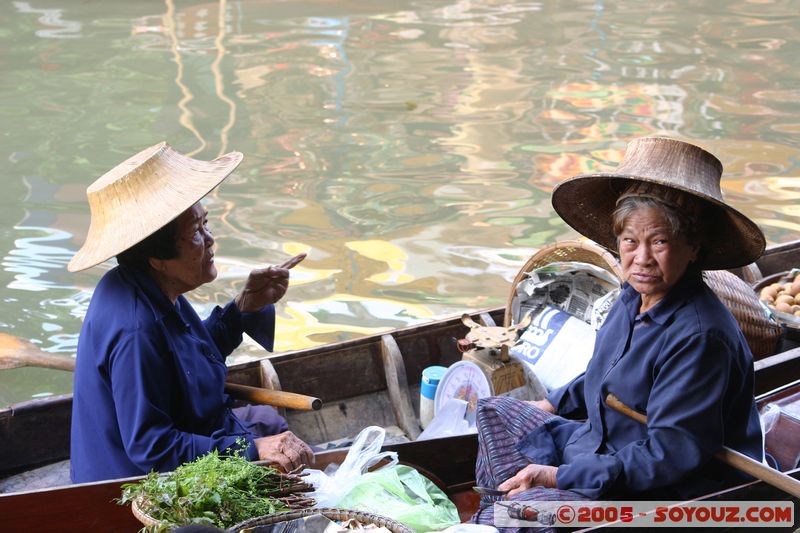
[2,0,800,404]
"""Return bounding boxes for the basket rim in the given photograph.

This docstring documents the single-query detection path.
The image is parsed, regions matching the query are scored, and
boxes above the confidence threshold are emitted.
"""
[134,500,417,533]
[503,239,622,327]
[225,507,416,533]
[131,497,160,528]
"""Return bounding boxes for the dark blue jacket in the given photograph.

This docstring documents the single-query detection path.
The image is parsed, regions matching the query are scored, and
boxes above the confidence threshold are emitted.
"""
[70,265,275,483]
[519,270,763,499]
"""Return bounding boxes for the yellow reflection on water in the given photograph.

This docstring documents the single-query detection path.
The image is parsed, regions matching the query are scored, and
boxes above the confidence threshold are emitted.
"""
[758,177,800,201]
[273,294,436,351]
[345,240,415,285]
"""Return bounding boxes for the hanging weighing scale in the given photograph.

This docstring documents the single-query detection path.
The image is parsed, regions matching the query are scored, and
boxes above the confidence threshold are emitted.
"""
[433,360,492,422]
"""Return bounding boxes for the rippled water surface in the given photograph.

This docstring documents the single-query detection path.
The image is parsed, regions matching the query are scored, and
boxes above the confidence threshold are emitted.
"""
[2,0,800,404]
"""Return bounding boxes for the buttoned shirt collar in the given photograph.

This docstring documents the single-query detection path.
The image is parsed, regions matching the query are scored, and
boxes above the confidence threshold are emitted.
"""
[118,263,182,325]
[620,267,704,326]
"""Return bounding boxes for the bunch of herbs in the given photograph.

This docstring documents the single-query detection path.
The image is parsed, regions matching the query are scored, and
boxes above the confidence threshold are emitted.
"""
[118,444,311,531]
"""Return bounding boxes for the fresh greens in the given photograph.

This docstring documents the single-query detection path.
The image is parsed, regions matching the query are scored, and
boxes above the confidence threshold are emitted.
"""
[118,444,313,531]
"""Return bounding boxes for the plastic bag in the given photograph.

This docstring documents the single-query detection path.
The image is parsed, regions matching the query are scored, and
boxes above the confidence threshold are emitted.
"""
[416,398,476,441]
[336,464,460,533]
[305,426,398,508]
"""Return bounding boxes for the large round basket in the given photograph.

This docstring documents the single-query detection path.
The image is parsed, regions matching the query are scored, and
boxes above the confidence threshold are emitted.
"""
[503,239,623,327]
[226,507,415,533]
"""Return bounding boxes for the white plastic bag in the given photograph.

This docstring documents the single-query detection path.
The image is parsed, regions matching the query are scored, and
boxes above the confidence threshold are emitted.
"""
[416,399,476,441]
[304,426,398,508]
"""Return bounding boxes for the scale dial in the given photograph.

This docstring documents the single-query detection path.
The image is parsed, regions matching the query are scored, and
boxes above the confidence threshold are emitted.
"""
[433,360,492,418]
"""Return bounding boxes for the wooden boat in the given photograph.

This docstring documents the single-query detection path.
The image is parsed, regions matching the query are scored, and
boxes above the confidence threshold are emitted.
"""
[2,240,800,510]
[2,378,799,532]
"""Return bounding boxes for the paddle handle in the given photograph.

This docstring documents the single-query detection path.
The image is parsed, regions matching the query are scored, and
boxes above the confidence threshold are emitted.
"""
[17,350,76,372]
[605,393,800,499]
[605,394,647,424]
[714,447,800,498]
[224,382,321,411]
[0,335,322,411]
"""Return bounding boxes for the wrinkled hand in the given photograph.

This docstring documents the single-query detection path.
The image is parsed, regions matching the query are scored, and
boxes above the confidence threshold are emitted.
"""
[235,253,306,313]
[254,431,314,472]
[526,398,556,414]
[499,464,558,496]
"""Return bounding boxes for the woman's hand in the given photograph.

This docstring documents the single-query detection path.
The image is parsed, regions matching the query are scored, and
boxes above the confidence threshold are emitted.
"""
[235,253,306,313]
[254,431,315,472]
[527,398,556,414]
[499,464,558,496]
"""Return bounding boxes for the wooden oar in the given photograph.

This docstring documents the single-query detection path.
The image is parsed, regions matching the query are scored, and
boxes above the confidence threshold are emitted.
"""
[605,393,800,499]
[0,333,321,411]
[224,382,321,411]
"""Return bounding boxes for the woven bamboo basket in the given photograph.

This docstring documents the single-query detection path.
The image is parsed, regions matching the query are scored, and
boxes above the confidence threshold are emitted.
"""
[131,498,159,529]
[503,239,623,327]
[704,270,780,360]
[226,507,415,533]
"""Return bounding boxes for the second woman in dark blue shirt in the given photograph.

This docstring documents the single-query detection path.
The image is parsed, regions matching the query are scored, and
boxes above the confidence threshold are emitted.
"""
[472,136,766,525]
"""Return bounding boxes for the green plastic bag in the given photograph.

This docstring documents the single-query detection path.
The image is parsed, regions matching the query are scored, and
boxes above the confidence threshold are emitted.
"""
[335,464,460,532]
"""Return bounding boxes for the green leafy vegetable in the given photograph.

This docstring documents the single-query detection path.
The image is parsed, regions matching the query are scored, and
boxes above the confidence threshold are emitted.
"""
[118,443,313,531]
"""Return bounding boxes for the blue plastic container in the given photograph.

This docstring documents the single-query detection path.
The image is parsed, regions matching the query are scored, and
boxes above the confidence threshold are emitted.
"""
[421,365,447,400]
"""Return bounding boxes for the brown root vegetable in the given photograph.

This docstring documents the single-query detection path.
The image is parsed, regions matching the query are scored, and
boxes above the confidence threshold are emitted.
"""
[762,286,779,300]
[776,294,795,306]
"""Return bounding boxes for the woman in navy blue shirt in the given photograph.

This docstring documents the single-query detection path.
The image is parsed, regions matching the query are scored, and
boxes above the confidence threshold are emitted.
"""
[68,143,314,483]
[472,137,766,525]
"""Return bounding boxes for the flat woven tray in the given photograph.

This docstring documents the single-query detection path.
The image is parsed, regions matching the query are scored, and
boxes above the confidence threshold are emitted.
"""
[226,507,415,533]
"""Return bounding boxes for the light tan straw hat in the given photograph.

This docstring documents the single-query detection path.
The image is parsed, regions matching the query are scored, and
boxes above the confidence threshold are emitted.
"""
[68,142,243,272]
[551,136,765,270]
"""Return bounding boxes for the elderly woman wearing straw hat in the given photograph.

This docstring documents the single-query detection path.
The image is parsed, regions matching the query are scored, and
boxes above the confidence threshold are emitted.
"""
[471,137,766,526]
[68,143,313,483]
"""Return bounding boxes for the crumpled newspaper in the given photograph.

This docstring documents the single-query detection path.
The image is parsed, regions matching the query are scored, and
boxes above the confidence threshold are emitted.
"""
[510,261,621,330]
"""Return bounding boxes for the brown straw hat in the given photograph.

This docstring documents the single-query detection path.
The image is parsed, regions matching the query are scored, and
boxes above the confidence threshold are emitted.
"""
[68,142,243,272]
[551,136,765,270]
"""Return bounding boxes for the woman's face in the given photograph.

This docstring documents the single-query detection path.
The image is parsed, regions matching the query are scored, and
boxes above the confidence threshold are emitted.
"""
[618,206,699,311]
[150,202,217,301]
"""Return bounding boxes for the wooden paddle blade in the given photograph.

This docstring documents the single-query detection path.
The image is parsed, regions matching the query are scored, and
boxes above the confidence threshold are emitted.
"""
[0,333,28,369]
[0,333,76,371]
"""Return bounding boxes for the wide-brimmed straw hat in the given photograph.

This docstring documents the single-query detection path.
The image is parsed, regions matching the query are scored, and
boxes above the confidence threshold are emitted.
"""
[68,142,243,272]
[551,136,765,270]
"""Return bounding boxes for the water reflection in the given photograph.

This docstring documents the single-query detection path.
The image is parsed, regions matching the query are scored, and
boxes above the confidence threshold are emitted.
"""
[3,0,800,403]
[14,2,82,39]
[5,226,75,292]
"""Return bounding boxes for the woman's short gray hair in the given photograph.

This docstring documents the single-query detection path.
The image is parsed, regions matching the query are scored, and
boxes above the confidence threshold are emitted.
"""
[612,195,703,247]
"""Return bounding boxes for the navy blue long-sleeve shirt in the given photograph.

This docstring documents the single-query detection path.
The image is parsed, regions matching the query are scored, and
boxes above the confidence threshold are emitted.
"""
[70,264,276,483]
[518,270,763,499]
